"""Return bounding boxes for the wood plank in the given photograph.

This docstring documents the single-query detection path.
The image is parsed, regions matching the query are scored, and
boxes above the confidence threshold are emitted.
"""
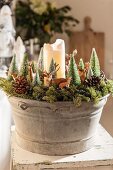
[69,17,105,70]
[11,125,113,170]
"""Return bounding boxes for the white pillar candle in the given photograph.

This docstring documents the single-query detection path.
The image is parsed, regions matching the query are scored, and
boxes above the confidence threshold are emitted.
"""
[43,39,65,78]
[43,44,54,72]
[52,39,65,78]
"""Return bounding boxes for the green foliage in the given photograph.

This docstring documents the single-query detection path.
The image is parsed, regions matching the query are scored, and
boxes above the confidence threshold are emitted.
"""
[73,96,82,107]
[90,48,101,77]
[7,55,18,81]
[15,1,79,48]
[78,58,84,70]
[0,76,113,105]
[0,77,14,96]
[42,95,57,103]
[106,80,113,95]
[68,55,81,85]
[19,53,29,77]
[32,85,48,100]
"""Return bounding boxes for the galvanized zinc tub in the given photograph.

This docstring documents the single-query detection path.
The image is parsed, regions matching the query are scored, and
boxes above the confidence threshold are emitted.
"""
[9,95,108,156]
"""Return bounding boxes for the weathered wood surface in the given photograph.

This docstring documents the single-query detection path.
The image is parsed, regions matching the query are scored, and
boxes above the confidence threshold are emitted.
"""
[11,125,113,170]
[69,16,105,70]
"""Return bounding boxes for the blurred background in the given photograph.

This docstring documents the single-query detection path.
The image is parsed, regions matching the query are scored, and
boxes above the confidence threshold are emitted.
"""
[0,1,113,169]
[0,0,112,77]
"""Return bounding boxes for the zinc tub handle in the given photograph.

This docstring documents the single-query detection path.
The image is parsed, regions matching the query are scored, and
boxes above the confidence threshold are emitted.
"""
[18,101,29,110]
[18,101,54,111]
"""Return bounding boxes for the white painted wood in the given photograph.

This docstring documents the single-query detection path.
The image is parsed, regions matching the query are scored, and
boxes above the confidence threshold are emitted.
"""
[11,125,113,170]
[0,91,12,170]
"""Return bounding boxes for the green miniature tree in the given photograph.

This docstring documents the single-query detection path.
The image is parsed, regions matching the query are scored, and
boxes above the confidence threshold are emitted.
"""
[68,54,81,85]
[37,47,44,71]
[19,53,29,77]
[7,55,18,81]
[49,58,55,73]
[49,58,56,78]
[78,58,84,70]
[33,70,41,86]
[90,48,101,77]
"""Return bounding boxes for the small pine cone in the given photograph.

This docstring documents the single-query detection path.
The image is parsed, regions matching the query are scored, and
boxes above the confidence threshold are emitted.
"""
[84,76,101,87]
[13,76,30,94]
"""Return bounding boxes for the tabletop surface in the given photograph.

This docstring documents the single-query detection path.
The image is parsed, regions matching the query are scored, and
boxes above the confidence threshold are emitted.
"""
[11,124,113,169]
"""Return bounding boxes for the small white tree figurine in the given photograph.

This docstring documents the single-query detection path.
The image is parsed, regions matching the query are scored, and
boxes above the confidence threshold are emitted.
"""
[0,5,15,59]
[13,37,26,69]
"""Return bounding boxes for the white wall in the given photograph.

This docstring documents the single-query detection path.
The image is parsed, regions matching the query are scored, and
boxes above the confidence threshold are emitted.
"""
[57,0,113,77]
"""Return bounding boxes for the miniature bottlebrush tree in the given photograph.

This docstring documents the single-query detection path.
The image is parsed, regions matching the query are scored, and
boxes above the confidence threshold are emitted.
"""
[68,54,81,85]
[49,58,57,78]
[90,48,101,77]
[49,58,55,73]
[19,53,29,77]
[33,70,41,86]
[7,55,18,81]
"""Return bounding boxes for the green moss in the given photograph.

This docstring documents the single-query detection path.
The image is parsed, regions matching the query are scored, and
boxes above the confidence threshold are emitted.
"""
[0,76,113,106]
[42,95,57,103]
[73,96,82,107]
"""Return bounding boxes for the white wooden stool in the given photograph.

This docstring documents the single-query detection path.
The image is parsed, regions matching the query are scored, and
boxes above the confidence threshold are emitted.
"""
[10,125,113,170]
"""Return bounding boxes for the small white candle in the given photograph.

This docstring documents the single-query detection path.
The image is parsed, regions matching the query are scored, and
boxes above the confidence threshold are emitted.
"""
[43,39,65,78]
[52,39,65,78]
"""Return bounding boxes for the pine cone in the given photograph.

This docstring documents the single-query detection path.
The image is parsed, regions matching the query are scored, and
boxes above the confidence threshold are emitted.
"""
[84,76,101,87]
[13,76,30,94]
